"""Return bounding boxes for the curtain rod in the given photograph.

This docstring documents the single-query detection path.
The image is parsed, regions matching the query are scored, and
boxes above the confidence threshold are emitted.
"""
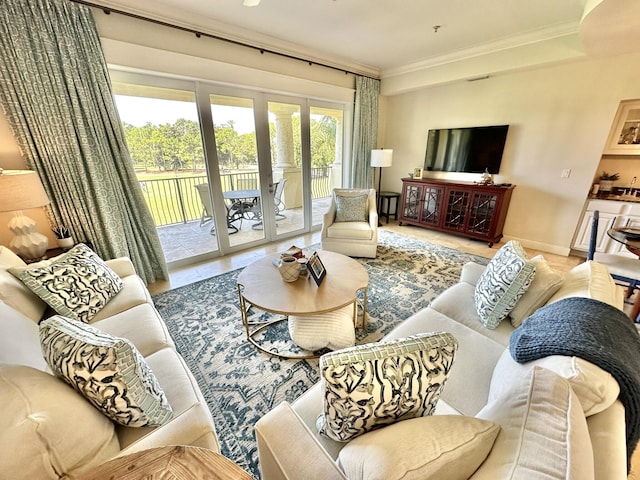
[70,0,379,81]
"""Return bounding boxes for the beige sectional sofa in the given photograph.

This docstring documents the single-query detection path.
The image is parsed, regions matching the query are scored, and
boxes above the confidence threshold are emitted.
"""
[0,245,218,479]
[256,257,631,480]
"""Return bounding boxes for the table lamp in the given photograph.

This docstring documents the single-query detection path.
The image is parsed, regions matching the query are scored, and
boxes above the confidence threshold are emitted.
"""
[0,169,51,260]
[371,149,393,224]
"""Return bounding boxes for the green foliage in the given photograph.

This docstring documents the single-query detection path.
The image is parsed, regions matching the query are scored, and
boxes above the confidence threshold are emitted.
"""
[600,171,620,181]
[123,120,205,172]
[121,115,338,172]
[51,225,71,239]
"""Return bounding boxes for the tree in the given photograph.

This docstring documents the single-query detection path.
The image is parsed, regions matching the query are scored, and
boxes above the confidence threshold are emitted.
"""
[121,114,337,173]
[122,119,205,172]
[311,116,337,167]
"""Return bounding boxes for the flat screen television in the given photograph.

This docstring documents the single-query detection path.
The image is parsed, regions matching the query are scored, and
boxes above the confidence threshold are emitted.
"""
[424,125,509,174]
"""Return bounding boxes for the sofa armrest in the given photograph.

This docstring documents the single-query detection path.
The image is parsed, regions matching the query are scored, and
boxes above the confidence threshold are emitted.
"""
[367,194,379,233]
[105,257,137,278]
[116,403,220,457]
[255,402,347,480]
[322,204,337,239]
[587,400,627,480]
[460,261,486,286]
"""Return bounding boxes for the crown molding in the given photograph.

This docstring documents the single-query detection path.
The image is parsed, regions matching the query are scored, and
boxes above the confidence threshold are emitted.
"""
[381,21,582,79]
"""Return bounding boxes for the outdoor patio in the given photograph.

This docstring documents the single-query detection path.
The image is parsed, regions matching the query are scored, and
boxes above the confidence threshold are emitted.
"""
[156,197,331,264]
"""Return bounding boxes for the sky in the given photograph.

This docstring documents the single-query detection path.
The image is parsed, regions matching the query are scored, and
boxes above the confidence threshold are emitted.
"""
[113,95,256,134]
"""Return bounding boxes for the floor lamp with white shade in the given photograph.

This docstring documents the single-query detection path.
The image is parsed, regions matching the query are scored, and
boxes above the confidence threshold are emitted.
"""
[370,149,393,224]
[0,169,51,261]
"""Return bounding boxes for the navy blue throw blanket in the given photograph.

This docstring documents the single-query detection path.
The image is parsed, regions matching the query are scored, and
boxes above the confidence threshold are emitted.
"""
[510,297,640,468]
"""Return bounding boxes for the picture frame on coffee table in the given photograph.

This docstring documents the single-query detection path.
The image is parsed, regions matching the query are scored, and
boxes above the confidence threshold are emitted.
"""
[308,252,326,286]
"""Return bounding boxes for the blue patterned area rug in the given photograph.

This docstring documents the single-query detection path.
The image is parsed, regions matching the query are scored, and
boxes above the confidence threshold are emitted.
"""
[153,230,489,478]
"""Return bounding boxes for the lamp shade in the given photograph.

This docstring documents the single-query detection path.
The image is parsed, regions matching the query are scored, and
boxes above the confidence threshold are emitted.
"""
[0,170,50,212]
[370,149,393,168]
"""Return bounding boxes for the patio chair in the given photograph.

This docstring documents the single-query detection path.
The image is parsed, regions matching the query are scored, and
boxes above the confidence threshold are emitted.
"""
[274,178,287,219]
[249,179,287,230]
[195,183,216,235]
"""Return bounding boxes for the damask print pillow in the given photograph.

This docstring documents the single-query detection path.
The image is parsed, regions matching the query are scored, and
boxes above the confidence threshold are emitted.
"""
[335,194,368,222]
[316,332,458,442]
[9,243,123,323]
[474,240,536,329]
[40,315,172,427]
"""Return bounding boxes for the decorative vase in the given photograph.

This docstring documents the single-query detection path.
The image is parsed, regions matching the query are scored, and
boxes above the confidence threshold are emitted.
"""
[599,180,614,193]
[278,255,300,282]
[57,237,75,250]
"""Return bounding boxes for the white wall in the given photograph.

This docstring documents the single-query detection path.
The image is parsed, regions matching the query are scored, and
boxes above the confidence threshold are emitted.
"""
[381,51,640,255]
[94,10,355,103]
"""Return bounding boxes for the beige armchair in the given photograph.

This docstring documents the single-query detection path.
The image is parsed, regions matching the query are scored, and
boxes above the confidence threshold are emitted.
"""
[321,188,378,258]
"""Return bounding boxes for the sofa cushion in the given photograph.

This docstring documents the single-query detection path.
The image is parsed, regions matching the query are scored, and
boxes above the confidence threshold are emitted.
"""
[9,243,124,323]
[473,366,594,480]
[0,246,47,322]
[91,303,175,357]
[316,332,458,442]
[90,273,153,322]
[335,193,368,222]
[326,221,373,240]
[40,315,172,427]
[474,241,535,329]
[509,255,563,328]
[546,260,621,308]
[0,300,49,371]
[338,415,500,480]
[429,282,514,347]
[0,364,120,479]
[115,347,219,451]
[490,350,619,417]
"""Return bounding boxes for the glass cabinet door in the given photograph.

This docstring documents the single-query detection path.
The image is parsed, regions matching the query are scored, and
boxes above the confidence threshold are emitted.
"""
[443,189,470,231]
[467,192,498,236]
[402,184,423,221]
[420,185,444,226]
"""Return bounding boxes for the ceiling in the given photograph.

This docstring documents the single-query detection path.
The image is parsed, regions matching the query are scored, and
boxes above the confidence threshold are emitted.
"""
[88,0,592,77]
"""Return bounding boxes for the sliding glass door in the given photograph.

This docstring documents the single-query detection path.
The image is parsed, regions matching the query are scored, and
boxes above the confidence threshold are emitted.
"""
[267,99,306,237]
[111,74,220,266]
[309,105,344,226]
[111,70,348,267]
[204,93,267,250]
[197,88,313,252]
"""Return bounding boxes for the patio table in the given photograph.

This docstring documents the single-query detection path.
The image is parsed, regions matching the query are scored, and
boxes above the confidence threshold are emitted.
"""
[224,189,260,233]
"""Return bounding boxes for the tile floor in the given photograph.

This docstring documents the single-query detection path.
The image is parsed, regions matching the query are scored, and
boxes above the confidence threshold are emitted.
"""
[148,221,583,295]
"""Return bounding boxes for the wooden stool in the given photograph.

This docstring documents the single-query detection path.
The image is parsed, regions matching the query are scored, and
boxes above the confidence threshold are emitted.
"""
[82,445,253,480]
[378,191,401,224]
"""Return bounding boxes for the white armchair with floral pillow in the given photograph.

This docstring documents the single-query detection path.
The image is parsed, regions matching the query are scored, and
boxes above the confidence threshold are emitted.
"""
[321,188,378,259]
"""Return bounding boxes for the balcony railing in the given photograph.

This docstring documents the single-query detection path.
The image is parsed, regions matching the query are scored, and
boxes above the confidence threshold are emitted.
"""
[139,168,330,227]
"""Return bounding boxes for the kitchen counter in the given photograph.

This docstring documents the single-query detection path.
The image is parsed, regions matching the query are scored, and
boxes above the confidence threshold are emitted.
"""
[573,197,640,255]
[589,194,640,203]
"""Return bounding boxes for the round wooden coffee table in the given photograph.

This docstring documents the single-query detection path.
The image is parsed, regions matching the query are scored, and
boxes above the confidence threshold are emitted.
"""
[82,445,252,479]
[237,250,368,358]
